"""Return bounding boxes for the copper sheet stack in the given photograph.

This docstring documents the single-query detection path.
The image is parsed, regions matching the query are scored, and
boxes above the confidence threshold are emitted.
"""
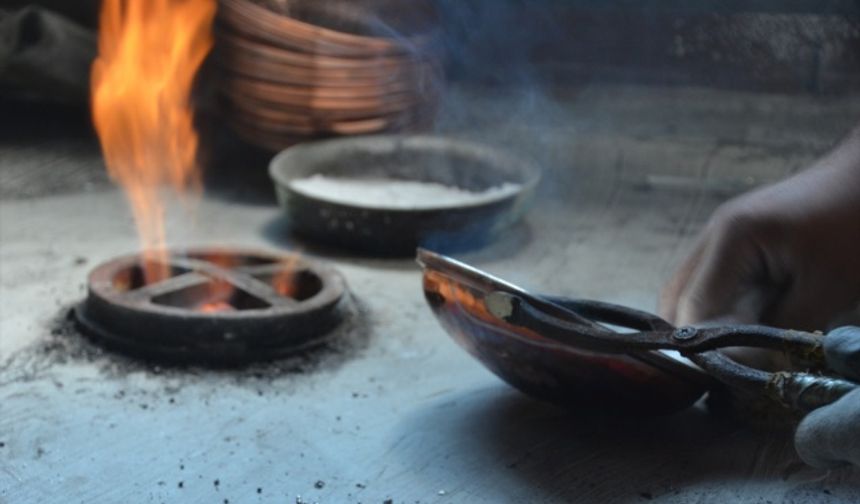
[217,0,442,151]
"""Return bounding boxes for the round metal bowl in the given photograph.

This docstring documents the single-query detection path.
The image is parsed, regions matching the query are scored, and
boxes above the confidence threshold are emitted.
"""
[417,250,707,415]
[269,135,541,256]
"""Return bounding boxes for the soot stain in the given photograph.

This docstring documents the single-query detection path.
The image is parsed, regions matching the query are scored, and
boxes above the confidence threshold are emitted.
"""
[0,298,373,392]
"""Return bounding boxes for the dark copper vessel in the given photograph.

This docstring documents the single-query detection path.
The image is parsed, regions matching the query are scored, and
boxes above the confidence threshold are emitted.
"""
[418,249,707,415]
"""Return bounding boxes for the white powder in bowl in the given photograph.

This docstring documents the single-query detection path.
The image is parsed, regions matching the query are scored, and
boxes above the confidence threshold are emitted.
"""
[289,175,522,209]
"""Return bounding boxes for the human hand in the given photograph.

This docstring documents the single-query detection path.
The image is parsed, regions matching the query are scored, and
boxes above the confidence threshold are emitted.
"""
[660,131,860,331]
[794,326,860,468]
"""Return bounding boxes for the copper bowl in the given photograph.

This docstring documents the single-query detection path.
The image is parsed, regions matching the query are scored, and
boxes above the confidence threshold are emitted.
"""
[219,0,438,57]
[227,107,391,136]
[225,97,422,130]
[219,52,433,90]
[221,78,423,115]
[222,88,436,121]
[217,30,429,73]
[219,55,439,93]
[228,108,429,149]
[216,0,441,150]
[222,72,425,101]
[227,102,427,138]
[418,250,707,415]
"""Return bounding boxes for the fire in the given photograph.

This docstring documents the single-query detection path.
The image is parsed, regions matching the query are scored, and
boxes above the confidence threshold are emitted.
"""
[191,251,304,312]
[197,300,235,313]
[91,0,216,284]
[203,252,238,310]
[272,252,303,298]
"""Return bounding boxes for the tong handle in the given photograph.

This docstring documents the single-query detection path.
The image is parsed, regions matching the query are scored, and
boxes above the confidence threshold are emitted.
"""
[487,291,826,362]
[542,296,674,332]
[487,291,859,411]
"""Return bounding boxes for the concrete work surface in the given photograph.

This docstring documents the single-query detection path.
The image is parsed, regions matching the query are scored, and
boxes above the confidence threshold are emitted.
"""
[2,85,860,503]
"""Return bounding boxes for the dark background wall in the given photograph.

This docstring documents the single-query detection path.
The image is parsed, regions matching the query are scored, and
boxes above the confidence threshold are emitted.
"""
[2,0,860,100]
[437,0,860,93]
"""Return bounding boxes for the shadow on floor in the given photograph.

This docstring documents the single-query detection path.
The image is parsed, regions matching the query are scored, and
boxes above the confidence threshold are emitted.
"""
[389,385,858,502]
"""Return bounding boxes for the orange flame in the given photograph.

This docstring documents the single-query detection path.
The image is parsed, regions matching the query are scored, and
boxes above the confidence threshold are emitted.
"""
[197,300,235,313]
[272,252,303,298]
[91,0,216,284]
[204,251,239,309]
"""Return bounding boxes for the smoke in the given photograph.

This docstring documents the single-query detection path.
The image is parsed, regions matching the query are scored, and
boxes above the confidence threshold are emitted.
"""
[317,0,581,260]
[429,1,573,199]
[300,0,575,205]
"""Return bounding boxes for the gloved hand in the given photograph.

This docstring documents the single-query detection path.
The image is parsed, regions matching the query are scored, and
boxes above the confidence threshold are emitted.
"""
[794,326,860,468]
[659,127,860,331]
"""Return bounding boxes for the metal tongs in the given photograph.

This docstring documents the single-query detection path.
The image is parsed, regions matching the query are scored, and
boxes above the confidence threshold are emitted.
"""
[484,291,858,414]
[417,249,859,415]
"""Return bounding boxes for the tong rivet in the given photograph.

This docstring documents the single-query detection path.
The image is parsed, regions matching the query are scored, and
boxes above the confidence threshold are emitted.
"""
[674,326,698,340]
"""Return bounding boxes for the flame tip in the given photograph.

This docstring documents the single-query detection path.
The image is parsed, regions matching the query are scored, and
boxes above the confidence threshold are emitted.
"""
[92,0,215,284]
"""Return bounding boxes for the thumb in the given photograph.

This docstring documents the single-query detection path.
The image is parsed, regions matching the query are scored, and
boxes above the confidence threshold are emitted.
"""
[824,326,860,381]
[795,388,860,469]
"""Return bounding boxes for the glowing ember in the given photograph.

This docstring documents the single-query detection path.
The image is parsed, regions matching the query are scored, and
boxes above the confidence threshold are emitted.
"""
[197,300,235,313]
[204,254,239,307]
[91,0,216,284]
[272,252,302,298]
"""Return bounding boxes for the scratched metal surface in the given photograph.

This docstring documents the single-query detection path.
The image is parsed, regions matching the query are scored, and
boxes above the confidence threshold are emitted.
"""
[2,85,860,503]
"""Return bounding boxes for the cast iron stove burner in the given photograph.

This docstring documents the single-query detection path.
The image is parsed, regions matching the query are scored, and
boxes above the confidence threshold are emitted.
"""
[75,247,349,366]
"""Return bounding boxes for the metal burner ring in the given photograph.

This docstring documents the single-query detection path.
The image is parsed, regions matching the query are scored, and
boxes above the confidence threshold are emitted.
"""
[75,248,350,366]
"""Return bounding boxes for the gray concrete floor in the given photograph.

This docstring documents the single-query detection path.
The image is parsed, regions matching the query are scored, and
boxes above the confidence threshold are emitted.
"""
[2,85,860,503]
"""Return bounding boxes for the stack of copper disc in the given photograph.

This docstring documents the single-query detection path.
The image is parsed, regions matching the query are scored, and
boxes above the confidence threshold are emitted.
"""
[217,0,442,151]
